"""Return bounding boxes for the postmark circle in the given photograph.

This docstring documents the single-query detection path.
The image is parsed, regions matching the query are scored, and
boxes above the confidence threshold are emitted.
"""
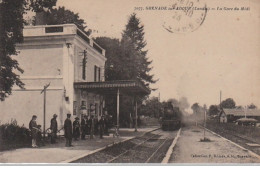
[163,0,207,34]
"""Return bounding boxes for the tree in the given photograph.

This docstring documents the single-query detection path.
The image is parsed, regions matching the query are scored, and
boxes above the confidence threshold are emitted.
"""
[94,37,122,81]
[95,14,157,127]
[191,103,200,115]
[220,98,236,109]
[122,13,156,88]
[38,6,91,36]
[139,97,162,118]
[209,105,220,116]
[96,13,156,90]
[248,103,257,109]
[0,0,57,101]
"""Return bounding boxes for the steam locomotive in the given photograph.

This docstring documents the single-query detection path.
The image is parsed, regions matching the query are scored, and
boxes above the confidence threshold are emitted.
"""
[161,102,182,131]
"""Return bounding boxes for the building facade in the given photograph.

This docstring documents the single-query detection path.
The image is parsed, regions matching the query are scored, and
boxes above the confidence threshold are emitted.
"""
[0,24,106,129]
[219,108,260,123]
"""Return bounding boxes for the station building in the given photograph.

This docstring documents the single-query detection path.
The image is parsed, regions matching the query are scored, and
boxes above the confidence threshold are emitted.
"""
[0,24,106,128]
[219,108,260,123]
[0,24,150,130]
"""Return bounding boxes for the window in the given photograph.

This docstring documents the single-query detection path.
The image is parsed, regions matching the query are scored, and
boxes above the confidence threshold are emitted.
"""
[94,65,101,82]
[98,67,101,81]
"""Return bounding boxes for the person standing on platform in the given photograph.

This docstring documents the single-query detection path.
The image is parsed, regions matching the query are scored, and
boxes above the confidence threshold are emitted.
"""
[29,115,39,148]
[86,115,90,135]
[81,115,87,140]
[89,115,94,139]
[104,114,109,136]
[50,114,58,144]
[99,116,105,139]
[94,116,98,135]
[64,114,73,147]
[73,117,80,141]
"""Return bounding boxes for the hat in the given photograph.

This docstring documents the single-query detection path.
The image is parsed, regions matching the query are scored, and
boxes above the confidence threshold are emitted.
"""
[53,114,58,117]
[32,115,37,118]
[75,117,79,120]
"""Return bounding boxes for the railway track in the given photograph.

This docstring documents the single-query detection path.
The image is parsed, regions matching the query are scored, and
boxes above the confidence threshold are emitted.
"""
[72,129,177,163]
[108,130,171,163]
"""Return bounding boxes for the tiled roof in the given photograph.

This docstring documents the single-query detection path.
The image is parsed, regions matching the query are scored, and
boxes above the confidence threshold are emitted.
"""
[223,108,260,116]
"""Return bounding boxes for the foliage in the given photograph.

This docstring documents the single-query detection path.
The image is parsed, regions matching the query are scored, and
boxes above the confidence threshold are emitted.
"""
[0,0,57,101]
[94,37,122,81]
[139,97,162,118]
[0,121,31,151]
[248,103,257,109]
[191,103,200,114]
[95,14,157,126]
[191,102,205,116]
[208,105,220,116]
[95,13,156,89]
[121,13,156,88]
[220,98,236,109]
[28,0,57,12]
[37,6,91,36]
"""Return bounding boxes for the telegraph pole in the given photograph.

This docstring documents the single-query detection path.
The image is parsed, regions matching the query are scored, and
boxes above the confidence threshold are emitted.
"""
[41,83,50,143]
[81,49,87,80]
[203,105,207,140]
[220,90,222,107]
[219,90,222,123]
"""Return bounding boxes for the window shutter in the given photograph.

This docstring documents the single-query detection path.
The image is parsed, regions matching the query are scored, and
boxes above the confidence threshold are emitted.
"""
[94,65,97,82]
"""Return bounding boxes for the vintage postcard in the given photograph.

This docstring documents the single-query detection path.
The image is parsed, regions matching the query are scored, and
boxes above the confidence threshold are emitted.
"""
[0,0,259,165]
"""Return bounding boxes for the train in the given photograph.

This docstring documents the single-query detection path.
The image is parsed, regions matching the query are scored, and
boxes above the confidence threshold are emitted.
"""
[161,102,182,131]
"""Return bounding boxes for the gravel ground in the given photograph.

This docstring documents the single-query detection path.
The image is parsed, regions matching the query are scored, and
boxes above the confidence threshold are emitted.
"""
[206,123,260,155]
[169,125,260,163]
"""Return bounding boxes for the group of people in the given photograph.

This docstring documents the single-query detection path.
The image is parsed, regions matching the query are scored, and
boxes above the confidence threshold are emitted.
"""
[64,114,108,147]
[29,113,110,148]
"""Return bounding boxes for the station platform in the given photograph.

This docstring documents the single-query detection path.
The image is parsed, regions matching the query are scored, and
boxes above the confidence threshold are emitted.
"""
[168,125,260,164]
[0,127,158,163]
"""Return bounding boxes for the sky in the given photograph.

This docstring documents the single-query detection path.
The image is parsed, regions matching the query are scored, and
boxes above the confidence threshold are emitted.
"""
[54,0,260,109]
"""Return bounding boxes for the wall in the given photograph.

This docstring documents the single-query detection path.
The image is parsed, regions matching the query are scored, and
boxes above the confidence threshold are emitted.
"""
[0,44,64,128]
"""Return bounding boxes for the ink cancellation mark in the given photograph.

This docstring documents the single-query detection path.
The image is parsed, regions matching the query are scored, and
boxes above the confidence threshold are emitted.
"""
[163,0,207,34]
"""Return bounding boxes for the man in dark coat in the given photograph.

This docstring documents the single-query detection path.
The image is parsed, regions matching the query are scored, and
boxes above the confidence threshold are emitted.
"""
[104,115,109,136]
[50,114,58,144]
[86,115,90,135]
[64,114,73,147]
[81,115,87,140]
[89,115,94,139]
[73,117,80,140]
[94,116,98,135]
[29,115,39,148]
[98,116,105,139]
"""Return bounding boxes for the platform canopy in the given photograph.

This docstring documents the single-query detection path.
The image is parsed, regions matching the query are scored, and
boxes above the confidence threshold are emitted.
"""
[74,80,150,132]
[74,80,150,96]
